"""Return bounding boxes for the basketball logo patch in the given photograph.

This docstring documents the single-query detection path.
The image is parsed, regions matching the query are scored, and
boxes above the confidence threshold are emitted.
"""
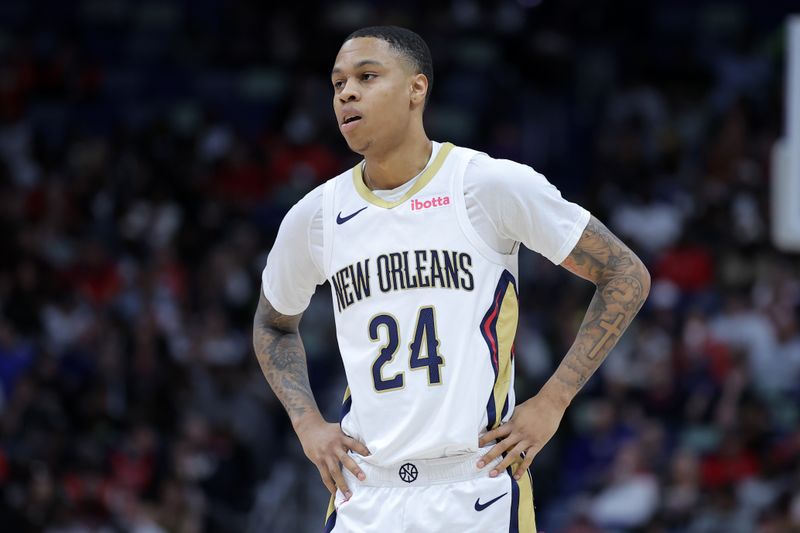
[398,463,418,483]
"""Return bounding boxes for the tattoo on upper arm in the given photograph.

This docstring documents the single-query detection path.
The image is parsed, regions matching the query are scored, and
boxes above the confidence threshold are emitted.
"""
[561,217,637,283]
[554,216,650,393]
[253,289,317,422]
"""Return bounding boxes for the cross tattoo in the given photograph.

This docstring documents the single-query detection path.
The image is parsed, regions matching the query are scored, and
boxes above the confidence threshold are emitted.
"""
[586,313,624,360]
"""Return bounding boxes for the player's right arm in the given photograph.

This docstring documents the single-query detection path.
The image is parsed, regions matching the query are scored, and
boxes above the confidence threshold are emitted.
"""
[252,290,315,424]
[253,289,369,497]
[254,185,370,496]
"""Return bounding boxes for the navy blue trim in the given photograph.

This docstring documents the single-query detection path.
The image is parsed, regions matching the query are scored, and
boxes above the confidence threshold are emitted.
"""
[339,394,352,423]
[481,270,518,431]
[323,510,337,532]
[486,395,497,432]
[507,464,520,533]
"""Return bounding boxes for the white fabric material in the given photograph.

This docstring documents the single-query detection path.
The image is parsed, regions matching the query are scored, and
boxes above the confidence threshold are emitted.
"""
[262,141,589,316]
[261,183,327,315]
[332,466,522,533]
[321,144,519,465]
[342,446,502,487]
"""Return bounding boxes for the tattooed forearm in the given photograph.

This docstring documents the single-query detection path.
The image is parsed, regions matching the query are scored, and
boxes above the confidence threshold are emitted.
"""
[253,288,320,426]
[549,217,650,400]
[587,313,624,360]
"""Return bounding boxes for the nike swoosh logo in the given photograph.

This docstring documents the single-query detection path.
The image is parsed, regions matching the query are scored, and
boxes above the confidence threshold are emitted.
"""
[336,206,368,225]
[474,492,508,512]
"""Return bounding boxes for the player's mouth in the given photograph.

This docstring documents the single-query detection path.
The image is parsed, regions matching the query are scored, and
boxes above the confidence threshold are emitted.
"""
[340,114,363,133]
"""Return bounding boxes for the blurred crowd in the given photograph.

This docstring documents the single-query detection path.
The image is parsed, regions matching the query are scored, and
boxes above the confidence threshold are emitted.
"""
[1,1,799,532]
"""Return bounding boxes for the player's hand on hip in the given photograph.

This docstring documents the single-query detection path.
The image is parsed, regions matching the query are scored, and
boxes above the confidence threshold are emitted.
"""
[295,415,371,497]
[476,392,567,480]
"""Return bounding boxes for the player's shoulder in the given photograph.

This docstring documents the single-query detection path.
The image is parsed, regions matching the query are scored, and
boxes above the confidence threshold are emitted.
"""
[461,149,546,193]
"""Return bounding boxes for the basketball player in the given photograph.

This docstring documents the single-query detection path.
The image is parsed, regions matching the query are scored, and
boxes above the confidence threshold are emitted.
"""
[253,26,650,532]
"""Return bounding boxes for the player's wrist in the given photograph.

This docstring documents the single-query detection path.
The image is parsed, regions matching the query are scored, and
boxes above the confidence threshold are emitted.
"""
[537,379,574,411]
[292,409,326,437]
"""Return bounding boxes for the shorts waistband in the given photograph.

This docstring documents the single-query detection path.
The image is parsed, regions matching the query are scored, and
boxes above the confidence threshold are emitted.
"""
[344,449,504,487]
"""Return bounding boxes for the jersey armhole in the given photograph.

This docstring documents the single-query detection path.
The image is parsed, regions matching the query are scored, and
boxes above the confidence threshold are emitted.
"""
[451,150,514,267]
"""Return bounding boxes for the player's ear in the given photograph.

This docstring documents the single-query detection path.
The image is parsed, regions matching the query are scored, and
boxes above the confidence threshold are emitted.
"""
[410,73,428,107]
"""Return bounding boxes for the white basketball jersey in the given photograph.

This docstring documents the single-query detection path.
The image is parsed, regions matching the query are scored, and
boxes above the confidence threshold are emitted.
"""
[321,143,520,466]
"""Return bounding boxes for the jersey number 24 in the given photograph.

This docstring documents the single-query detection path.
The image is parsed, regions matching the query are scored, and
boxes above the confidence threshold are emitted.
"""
[369,306,444,392]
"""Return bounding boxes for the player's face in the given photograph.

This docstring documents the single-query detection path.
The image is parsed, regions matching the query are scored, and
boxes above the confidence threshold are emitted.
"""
[331,37,422,154]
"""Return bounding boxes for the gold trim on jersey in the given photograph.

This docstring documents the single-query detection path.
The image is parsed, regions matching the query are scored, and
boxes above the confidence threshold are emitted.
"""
[352,142,455,209]
[324,493,336,528]
[339,385,353,422]
[518,469,536,532]
[490,287,518,429]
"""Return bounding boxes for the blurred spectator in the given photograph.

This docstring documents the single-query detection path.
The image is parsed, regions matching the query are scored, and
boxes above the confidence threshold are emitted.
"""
[588,439,660,529]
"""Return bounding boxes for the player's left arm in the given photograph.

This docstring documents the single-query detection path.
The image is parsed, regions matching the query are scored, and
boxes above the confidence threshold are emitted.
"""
[549,215,651,395]
[478,215,650,478]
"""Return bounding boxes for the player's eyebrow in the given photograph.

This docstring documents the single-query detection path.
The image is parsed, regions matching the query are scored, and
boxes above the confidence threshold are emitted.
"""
[331,59,385,76]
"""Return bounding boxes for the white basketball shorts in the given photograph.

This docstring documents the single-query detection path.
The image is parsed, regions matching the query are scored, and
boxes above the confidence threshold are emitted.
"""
[323,448,536,532]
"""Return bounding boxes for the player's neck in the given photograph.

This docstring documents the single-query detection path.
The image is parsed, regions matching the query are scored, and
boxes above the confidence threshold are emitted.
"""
[362,134,432,191]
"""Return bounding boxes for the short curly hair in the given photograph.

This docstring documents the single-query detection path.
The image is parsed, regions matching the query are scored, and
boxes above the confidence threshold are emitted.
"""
[345,26,433,106]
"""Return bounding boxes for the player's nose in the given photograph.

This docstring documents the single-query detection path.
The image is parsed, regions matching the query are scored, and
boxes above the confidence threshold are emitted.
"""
[338,79,360,103]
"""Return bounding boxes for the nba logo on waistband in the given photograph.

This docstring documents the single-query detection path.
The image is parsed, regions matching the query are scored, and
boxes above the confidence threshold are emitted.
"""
[411,195,450,212]
[399,463,418,483]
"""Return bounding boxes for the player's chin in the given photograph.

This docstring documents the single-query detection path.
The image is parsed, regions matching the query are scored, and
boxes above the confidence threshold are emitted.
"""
[343,135,370,155]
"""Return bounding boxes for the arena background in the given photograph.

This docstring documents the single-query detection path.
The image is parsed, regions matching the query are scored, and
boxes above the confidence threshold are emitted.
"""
[1,1,799,532]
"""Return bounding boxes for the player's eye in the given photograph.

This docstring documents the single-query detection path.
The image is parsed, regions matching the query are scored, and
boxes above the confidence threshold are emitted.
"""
[361,73,376,81]
[333,80,345,90]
